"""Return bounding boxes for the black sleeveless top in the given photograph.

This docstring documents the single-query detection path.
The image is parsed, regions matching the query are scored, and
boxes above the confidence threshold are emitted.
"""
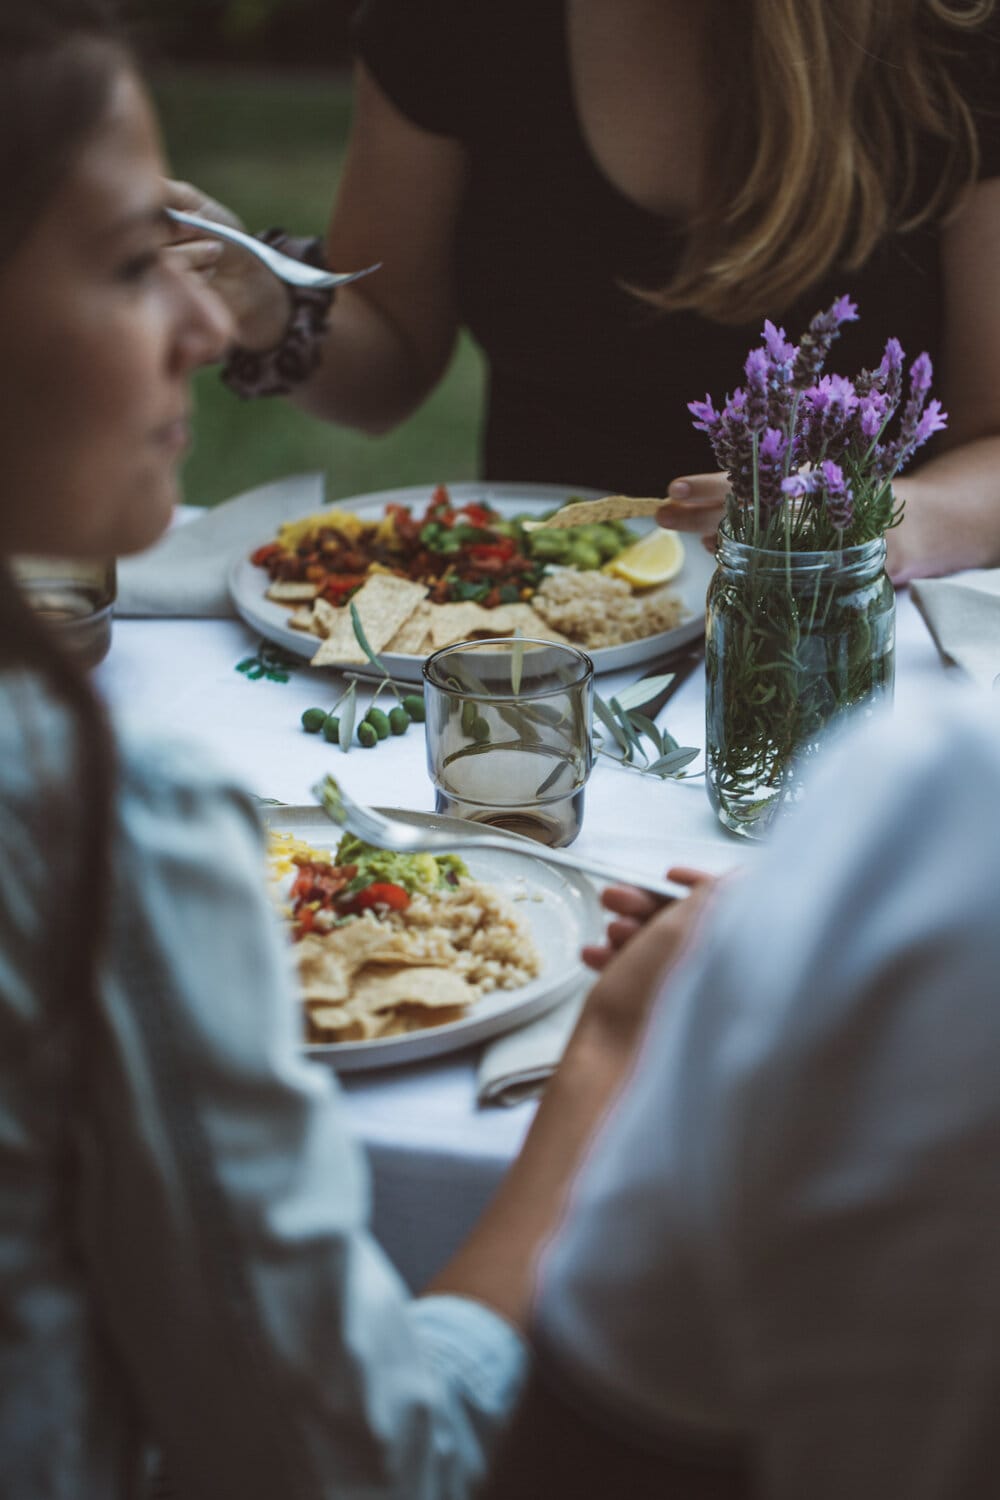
[353,1,1000,493]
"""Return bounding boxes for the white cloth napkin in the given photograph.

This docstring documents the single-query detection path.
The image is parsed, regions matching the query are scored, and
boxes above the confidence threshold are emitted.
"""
[476,989,586,1107]
[116,473,325,618]
[909,569,1000,691]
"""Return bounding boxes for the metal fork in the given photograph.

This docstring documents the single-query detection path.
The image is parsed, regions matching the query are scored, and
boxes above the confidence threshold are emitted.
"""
[166,208,381,291]
[311,775,687,902]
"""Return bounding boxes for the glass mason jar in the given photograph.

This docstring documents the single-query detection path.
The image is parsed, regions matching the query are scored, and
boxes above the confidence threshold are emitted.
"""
[11,555,117,669]
[705,529,895,838]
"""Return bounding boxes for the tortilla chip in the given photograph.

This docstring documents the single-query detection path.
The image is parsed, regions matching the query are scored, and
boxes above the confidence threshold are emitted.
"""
[383,600,435,654]
[426,601,500,649]
[494,603,569,643]
[523,495,665,530]
[373,1001,468,1037]
[310,574,428,665]
[304,966,472,1041]
[309,596,341,639]
[294,922,452,1005]
[287,605,322,634]
[350,964,474,1013]
[266,580,319,602]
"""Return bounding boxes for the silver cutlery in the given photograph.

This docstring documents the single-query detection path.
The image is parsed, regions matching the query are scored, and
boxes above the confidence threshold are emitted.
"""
[311,774,688,903]
[165,208,381,291]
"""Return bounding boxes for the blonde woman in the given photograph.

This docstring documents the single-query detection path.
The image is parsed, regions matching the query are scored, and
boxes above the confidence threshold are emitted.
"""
[172,0,1000,582]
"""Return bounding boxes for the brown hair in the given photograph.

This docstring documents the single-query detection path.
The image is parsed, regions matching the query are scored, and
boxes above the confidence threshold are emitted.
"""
[653,0,998,323]
[0,0,129,1022]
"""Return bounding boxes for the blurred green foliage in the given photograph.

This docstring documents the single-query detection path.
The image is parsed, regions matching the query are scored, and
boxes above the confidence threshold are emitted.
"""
[132,0,353,66]
[153,69,485,509]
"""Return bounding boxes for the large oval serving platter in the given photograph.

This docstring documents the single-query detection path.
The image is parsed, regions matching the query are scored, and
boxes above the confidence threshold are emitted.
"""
[230,480,713,682]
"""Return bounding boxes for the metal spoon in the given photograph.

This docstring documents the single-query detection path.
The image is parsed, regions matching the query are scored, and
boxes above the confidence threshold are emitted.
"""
[166,208,380,291]
[311,774,687,902]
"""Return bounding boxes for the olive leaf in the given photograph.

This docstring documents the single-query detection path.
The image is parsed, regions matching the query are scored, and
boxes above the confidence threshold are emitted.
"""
[337,680,357,751]
[348,603,402,703]
[592,689,699,781]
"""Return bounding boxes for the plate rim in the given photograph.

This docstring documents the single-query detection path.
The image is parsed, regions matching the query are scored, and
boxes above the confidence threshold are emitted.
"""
[262,802,602,1072]
[228,479,711,680]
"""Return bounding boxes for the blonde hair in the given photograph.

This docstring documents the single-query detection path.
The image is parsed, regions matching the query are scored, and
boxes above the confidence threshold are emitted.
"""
[654,0,997,323]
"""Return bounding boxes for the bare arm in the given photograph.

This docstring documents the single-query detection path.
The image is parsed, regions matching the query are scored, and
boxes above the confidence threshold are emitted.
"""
[888,176,1000,583]
[169,62,467,435]
[425,881,715,1330]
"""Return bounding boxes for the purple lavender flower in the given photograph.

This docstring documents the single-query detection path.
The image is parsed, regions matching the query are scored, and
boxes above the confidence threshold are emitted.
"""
[912,397,948,448]
[856,337,905,407]
[799,374,859,462]
[687,389,754,495]
[781,461,853,530]
[874,353,948,480]
[854,389,891,445]
[762,319,796,374]
[743,347,770,433]
[791,295,858,389]
[756,427,789,511]
[688,393,722,438]
[820,459,854,530]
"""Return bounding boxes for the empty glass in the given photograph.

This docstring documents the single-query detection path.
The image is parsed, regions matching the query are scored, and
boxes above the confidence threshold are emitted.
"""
[12,555,116,668]
[423,637,594,847]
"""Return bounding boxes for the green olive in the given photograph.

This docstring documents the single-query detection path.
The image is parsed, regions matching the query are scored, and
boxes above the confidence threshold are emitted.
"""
[388,706,411,735]
[568,541,602,570]
[364,706,390,740]
[357,721,378,748]
[321,715,340,742]
[471,715,491,742]
[301,706,327,733]
[461,700,479,735]
[401,693,426,722]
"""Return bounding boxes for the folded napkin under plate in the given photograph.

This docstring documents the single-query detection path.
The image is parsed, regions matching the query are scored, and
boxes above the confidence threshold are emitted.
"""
[476,988,586,1107]
[910,568,1000,692]
[116,473,325,618]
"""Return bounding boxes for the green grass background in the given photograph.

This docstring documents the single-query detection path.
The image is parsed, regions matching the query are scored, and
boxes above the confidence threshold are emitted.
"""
[153,69,485,509]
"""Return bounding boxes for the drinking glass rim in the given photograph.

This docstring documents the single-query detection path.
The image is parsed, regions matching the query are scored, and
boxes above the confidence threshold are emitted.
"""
[422,636,594,697]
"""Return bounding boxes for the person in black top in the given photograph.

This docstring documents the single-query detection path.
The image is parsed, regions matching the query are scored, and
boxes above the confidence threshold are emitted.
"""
[171,0,1000,583]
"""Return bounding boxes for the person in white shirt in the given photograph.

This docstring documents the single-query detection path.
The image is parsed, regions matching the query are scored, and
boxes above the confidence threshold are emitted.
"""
[485,686,1000,1499]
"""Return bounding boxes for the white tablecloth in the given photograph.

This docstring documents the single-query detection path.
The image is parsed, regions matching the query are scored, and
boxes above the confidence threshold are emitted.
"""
[94,589,952,1289]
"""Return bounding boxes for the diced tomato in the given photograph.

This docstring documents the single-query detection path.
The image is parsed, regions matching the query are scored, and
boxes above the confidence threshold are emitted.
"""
[319,573,366,603]
[466,539,516,565]
[422,485,455,526]
[340,881,411,914]
[460,503,494,528]
[250,541,283,566]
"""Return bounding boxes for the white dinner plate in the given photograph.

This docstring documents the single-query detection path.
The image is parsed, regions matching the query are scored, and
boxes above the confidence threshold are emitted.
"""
[262,803,603,1072]
[228,480,714,681]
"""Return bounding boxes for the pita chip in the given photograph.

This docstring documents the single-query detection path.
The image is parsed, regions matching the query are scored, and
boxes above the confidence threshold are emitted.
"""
[310,574,428,665]
[522,495,665,530]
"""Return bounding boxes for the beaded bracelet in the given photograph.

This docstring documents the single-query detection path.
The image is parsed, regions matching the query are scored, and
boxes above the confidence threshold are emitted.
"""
[220,229,334,399]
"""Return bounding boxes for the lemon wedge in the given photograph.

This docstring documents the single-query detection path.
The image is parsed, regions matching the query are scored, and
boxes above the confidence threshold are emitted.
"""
[603,529,685,587]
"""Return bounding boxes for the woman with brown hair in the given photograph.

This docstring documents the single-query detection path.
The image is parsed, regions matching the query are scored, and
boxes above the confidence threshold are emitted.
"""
[172,0,1000,583]
[0,4,703,1495]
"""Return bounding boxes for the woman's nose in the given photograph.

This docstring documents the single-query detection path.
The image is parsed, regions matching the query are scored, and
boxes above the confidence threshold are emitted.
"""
[172,268,237,373]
